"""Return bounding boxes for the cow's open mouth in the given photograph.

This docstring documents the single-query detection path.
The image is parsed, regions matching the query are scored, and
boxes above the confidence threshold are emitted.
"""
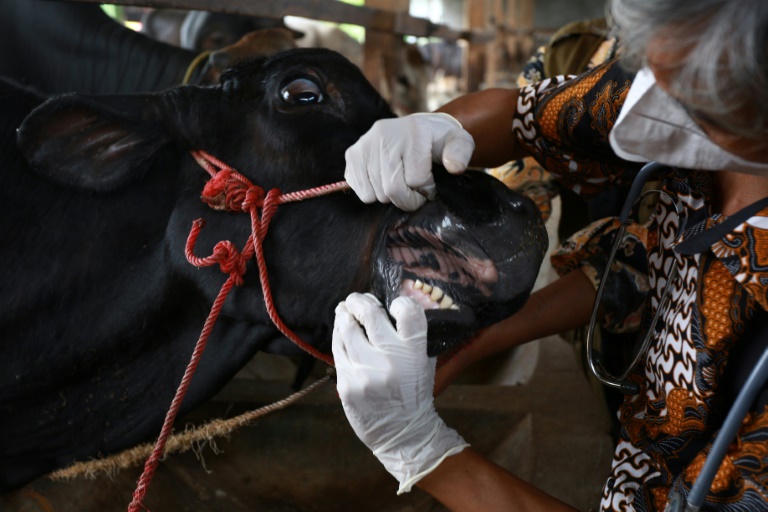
[386,221,498,321]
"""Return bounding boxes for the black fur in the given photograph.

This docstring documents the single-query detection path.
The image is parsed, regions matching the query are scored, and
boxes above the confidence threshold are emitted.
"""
[0,49,546,491]
[0,0,199,94]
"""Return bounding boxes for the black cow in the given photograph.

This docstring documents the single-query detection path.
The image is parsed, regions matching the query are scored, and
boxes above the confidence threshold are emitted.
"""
[140,8,431,116]
[0,48,547,492]
[0,0,292,94]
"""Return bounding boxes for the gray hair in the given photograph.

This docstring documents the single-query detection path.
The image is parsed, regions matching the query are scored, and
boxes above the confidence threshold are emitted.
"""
[609,0,768,139]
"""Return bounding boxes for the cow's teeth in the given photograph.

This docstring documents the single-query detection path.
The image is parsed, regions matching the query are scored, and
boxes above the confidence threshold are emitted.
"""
[402,279,460,311]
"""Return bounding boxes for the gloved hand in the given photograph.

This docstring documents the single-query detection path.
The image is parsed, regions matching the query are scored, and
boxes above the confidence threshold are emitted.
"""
[344,112,475,211]
[332,292,469,494]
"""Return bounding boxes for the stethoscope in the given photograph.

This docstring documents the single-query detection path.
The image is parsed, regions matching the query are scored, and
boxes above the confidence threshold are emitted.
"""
[584,161,768,512]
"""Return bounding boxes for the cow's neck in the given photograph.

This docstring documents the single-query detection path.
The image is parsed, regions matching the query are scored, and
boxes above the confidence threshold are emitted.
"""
[0,0,197,95]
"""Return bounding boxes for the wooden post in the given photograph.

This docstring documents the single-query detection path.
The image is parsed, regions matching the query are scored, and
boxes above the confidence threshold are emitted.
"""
[363,0,409,104]
[463,0,488,93]
[505,0,519,69]
[484,0,504,87]
[519,0,535,62]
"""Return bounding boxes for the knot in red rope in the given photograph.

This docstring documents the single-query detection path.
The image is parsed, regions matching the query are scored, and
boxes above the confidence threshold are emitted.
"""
[185,220,250,286]
[201,169,265,213]
[242,186,266,212]
[211,241,248,285]
[129,150,347,512]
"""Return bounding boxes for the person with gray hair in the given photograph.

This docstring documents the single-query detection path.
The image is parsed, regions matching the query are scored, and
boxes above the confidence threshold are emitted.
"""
[332,0,768,510]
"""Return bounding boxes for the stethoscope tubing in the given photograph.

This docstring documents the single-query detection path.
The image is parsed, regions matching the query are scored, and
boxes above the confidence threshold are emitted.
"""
[585,161,673,395]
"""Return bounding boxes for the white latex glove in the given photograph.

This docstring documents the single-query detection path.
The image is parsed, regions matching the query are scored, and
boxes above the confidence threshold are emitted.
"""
[344,112,475,211]
[332,292,469,494]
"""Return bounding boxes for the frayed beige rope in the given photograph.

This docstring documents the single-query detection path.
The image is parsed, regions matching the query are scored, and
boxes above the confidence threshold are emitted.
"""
[48,375,332,481]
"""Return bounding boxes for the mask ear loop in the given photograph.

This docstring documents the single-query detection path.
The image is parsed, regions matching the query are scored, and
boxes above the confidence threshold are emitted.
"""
[585,162,687,395]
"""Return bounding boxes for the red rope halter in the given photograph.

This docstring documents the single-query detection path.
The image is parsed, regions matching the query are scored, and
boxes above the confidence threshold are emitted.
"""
[128,150,349,512]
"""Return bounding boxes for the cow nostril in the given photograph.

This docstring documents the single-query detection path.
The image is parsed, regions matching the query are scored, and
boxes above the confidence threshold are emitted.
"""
[210,51,231,70]
[504,193,540,218]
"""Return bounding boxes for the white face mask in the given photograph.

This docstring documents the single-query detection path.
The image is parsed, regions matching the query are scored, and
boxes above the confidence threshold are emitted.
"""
[609,67,768,175]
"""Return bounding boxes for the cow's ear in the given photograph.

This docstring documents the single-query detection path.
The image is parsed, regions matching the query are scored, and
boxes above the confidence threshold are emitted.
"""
[17,93,171,192]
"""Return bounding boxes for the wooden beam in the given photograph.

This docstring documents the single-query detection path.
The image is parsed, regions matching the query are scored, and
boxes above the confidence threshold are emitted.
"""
[485,0,504,87]
[463,0,489,93]
[505,0,519,64]
[518,0,535,58]
[65,0,492,41]
[363,0,409,102]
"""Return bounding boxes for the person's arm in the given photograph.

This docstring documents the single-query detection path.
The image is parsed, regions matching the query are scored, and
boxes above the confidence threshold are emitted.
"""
[332,289,593,510]
[435,268,596,395]
[417,448,578,512]
[437,88,530,169]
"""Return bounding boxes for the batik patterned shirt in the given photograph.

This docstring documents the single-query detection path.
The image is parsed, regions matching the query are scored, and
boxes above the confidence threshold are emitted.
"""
[512,58,768,511]
[490,37,618,223]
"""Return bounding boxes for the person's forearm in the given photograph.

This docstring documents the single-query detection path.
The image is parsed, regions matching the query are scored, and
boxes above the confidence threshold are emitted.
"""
[436,88,530,168]
[435,269,595,394]
[417,448,578,512]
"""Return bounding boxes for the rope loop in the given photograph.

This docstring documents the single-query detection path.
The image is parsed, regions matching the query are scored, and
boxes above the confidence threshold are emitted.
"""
[186,220,249,286]
[211,241,248,285]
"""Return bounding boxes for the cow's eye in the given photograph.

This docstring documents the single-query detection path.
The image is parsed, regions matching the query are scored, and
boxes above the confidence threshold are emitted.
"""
[281,78,323,105]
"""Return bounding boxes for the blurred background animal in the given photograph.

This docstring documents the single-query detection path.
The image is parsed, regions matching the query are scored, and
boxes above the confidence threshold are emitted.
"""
[141,9,431,115]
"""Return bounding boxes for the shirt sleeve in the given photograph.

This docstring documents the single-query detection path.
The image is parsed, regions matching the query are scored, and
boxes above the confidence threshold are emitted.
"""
[487,45,559,223]
[511,59,643,197]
